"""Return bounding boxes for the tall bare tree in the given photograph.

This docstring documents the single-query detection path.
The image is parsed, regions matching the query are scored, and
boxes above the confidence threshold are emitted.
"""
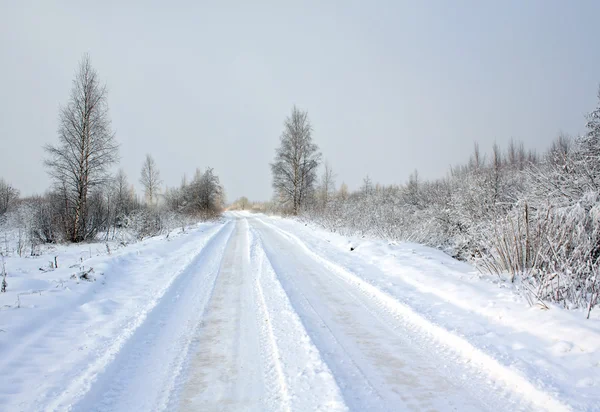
[0,178,19,216]
[140,154,162,206]
[271,106,321,214]
[361,175,374,197]
[318,161,336,209]
[110,169,135,232]
[45,54,118,242]
[406,170,420,207]
[198,167,223,212]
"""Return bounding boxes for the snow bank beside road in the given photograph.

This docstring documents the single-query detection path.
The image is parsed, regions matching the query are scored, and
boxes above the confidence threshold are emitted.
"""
[0,221,225,411]
[257,213,600,411]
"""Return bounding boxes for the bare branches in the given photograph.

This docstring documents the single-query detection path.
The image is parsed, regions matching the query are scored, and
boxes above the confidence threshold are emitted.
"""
[302,116,600,314]
[44,54,118,242]
[317,161,336,210]
[140,154,162,206]
[0,179,19,216]
[271,106,322,214]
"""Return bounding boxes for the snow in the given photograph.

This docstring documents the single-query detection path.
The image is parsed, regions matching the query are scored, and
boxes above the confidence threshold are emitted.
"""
[0,221,227,410]
[266,214,600,410]
[1,212,599,411]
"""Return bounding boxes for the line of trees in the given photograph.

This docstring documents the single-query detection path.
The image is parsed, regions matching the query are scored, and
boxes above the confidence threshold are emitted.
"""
[270,93,600,316]
[0,54,225,254]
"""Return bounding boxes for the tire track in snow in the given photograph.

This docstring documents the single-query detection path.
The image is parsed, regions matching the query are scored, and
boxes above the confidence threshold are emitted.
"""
[254,216,572,412]
[247,218,348,412]
[252,218,450,411]
[0,222,229,412]
[176,218,266,411]
[248,223,292,412]
[59,221,235,412]
[0,232,202,372]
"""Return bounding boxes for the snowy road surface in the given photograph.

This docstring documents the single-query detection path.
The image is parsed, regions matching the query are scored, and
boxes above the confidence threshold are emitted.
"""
[1,213,596,411]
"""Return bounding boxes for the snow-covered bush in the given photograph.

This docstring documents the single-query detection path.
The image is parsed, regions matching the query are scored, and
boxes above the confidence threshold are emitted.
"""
[301,91,600,316]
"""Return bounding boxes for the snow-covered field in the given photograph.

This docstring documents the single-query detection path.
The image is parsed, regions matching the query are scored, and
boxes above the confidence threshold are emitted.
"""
[1,212,599,411]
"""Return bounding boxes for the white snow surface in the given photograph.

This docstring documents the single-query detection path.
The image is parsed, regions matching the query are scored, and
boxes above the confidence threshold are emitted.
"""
[0,212,599,411]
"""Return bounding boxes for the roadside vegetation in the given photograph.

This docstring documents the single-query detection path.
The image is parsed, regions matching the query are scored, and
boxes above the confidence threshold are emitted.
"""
[0,54,225,261]
[265,93,600,317]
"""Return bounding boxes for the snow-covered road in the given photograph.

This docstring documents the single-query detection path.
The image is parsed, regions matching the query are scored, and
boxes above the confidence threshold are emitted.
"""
[252,216,490,411]
[2,213,597,411]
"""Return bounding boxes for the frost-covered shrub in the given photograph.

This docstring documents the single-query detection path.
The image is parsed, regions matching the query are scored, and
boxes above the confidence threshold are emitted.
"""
[128,208,164,240]
[302,103,600,315]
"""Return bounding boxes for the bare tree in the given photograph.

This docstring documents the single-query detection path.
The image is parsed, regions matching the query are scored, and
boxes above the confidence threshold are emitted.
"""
[470,142,482,170]
[114,169,133,212]
[361,175,374,197]
[271,106,321,214]
[198,167,223,213]
[183,168,205,214]
[110,169,135,233]
[0,178,19,216]
[406,170,420,207]
[507,138,518,167]
[140,154,162,206]
[44,54,118,242]
[318,161,336,209]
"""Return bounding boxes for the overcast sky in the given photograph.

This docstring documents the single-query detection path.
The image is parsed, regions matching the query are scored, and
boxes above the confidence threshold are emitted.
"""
[1,1,600,202]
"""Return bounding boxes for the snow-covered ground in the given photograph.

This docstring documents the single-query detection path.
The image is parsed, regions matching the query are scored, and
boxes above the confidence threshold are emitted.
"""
[1,212,598,411]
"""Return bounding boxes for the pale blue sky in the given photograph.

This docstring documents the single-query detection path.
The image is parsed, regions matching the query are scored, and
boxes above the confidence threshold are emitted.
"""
[1,1,600,201]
